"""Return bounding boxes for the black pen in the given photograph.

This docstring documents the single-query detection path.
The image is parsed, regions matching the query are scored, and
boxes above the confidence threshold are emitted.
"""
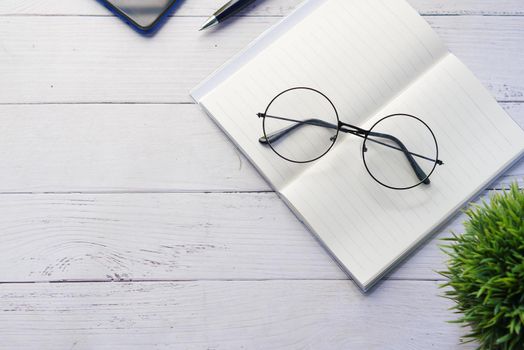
[199,0,257,31]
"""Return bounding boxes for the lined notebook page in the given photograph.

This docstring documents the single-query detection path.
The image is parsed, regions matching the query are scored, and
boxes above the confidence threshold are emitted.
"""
[199,0,447,190]
[282,54,524,288]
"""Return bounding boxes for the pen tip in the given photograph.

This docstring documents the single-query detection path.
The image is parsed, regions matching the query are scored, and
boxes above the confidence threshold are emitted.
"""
[199,16,218,31]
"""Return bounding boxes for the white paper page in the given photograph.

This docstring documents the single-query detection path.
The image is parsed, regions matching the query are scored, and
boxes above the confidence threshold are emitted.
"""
[282,54,524,288]
[199,0,447,190]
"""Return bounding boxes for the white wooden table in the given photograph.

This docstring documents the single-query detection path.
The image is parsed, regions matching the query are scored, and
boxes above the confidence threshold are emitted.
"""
[0,1,522,348]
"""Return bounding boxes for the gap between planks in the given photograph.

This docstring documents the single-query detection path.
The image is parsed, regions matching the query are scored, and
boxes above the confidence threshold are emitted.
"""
[0,277,448,284]
[0,101,521,106]
[0,13,522,17]
[0,186,519,195]
[1,0,523,16]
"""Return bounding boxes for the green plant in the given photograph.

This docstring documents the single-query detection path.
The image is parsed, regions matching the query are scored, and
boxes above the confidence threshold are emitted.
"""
[440,183,524,350]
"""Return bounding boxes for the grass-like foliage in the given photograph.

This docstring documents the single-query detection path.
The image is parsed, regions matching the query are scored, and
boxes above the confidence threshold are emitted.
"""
[440,183,524,350]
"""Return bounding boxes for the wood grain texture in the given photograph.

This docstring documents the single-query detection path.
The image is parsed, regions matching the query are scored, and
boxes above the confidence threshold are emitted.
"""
[0,0,522,16]
[0,16,523,104]
[0,191,509,283]
[0,0,522,348]
[0,103,521,193]
[0,280,476,350]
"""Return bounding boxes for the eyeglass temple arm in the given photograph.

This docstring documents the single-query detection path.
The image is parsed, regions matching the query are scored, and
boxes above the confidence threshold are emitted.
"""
[257,114,337,144]
[366,129,429,184]
[257,113,441,184]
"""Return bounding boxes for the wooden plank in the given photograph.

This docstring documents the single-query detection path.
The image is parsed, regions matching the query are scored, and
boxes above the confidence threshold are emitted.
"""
[0,103,521,193]
[0,280,476,349]
[0,191,516,283]
[0,16,522,104]
[0,104,266,193]
[0,0,522,16]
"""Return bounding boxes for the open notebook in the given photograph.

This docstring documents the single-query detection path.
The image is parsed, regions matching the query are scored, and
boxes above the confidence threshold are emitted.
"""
[191,0,524,291]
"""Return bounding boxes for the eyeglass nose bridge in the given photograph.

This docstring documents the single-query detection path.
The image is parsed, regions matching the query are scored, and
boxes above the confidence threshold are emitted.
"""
[338,121,370,137]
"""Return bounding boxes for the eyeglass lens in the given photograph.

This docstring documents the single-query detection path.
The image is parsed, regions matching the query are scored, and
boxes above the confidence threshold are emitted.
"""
[363,114,438,189]
[262,87,339,163]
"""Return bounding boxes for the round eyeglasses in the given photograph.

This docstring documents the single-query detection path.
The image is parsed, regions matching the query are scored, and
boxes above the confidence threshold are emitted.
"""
[257,87,444,190]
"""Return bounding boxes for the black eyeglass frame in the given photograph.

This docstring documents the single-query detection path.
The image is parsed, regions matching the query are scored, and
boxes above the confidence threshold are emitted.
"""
[258,86,443,190]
